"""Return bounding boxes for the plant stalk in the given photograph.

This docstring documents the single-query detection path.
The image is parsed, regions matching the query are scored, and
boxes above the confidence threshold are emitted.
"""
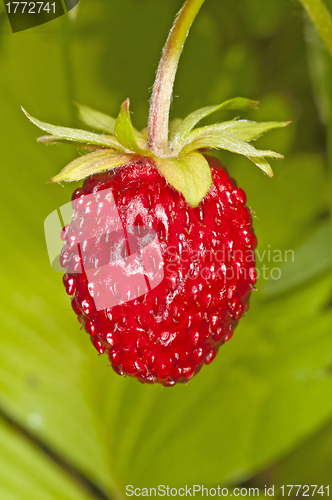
[298,0,332,58]
[326,56,332,274]
[147,0,205,157]
[301,0,332,274]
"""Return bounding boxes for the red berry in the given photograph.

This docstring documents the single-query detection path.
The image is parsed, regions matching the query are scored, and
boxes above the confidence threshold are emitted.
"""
[61,156,256,385]
[24,0,287,390]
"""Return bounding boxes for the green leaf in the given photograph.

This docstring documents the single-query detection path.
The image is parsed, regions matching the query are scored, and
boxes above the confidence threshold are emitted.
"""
[75,102,117,134]
[273,418,332,487]
[114,99,151,154]
[244,153,327,251]
[154,152,212,207]
[113,276,332,489]
[2,29,123,498]
[263,219,331,295]
[0,418,92,500]
[22,108,119,149]
[186,119,290,144]
[51,150,135,182]
[171,97,258,150]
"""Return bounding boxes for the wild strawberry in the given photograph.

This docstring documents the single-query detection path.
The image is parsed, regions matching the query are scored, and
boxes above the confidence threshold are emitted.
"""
[24,0,288,385]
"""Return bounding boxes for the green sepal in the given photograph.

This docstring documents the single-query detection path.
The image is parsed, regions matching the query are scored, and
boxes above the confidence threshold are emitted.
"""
[154,152,212,207]
[180,133,282,177]
[51,151,135,183]
[171,97,258,151]
[181,133,283,158]
[37,134,124,152]
[75,102,116,134]
[185,120,291,144]
[22,108,120,149]
[169,118,183,137]
[24,95,287,200]
[247,156,274,177]
[114,99,152,154]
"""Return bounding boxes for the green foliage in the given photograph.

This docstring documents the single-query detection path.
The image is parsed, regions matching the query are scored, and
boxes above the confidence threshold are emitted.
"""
[0,0,331,498]
[263,220,331,295]
[0,418,92,500]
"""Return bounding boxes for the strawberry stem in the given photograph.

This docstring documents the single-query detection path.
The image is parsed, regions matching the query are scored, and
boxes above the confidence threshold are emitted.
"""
[147,0,205,158]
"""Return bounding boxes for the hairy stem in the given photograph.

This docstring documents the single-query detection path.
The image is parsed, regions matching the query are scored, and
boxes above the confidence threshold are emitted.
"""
[298,0,332,57]
[147,0,205,157]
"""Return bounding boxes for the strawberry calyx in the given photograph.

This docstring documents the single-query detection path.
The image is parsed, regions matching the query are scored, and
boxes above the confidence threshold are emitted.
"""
[23,0,288,207]
[23,99,288,207]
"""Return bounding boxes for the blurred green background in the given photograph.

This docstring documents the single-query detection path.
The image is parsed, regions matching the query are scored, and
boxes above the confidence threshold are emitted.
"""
[0,0,332,498]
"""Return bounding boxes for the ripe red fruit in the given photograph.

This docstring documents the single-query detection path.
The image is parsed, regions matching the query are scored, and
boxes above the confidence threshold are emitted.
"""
[60,155,257,386]
[25,0,287,386]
